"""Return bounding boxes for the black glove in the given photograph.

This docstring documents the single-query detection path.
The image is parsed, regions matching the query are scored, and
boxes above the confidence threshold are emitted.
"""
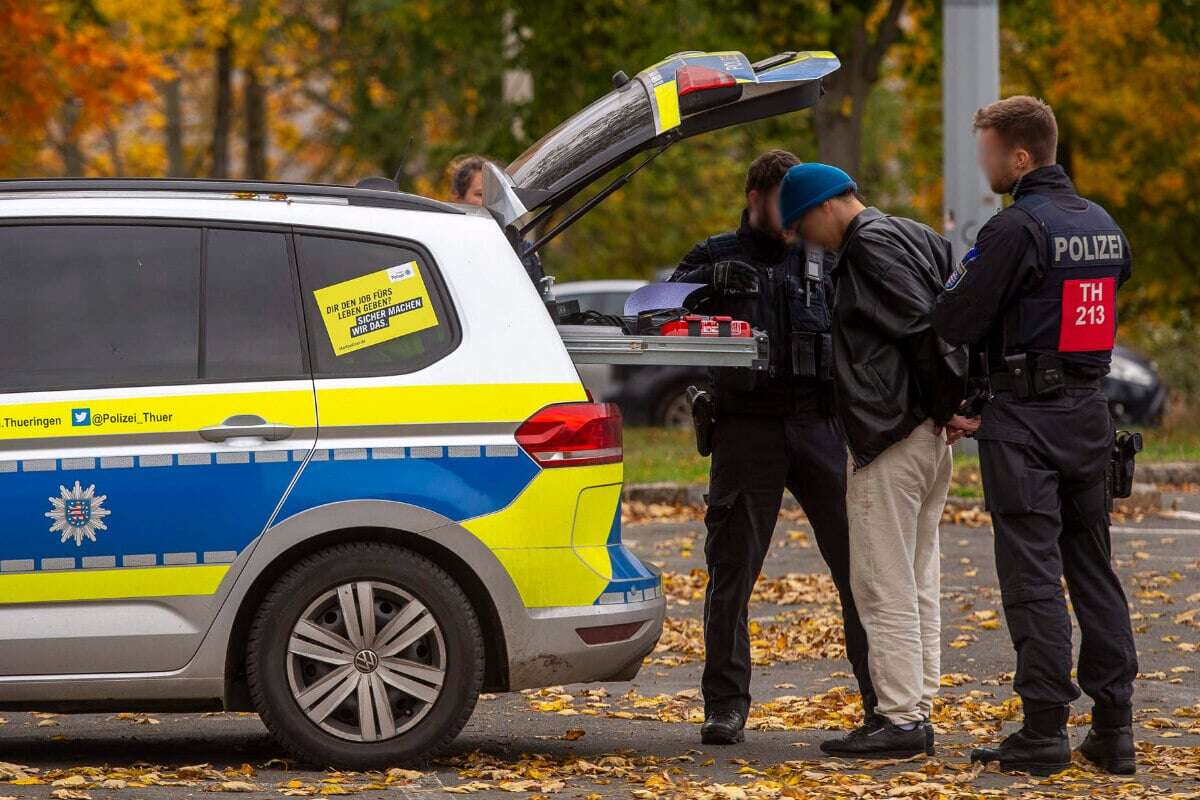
[713,260,759,295]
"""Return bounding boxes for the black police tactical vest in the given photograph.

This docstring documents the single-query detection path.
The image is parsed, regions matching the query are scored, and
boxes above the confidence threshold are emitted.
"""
[1005,193,1129,372]
[705,232,833,391]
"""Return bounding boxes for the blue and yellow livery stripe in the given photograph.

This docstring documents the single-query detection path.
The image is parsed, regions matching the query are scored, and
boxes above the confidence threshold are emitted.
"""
[756,51,840,83]
[460,462,651,608]
[0,377,661,610]
[0,564,228,605]
[652,82,682,133]
[0,382,587,442]
[0,389,315,441]
[0,444,655,608]
[277,445,540,524]
[315,382,586,428]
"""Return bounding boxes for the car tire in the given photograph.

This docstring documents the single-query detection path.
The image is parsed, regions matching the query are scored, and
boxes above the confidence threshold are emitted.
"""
[246,542,484,768]
[654,381,699,428]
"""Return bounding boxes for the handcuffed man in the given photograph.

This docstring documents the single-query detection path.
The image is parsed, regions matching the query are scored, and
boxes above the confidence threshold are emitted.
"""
[779,163,970,759]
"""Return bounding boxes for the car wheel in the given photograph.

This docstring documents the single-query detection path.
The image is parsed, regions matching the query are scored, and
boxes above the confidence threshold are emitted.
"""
[246,542,483,768]
[655,383,696,428]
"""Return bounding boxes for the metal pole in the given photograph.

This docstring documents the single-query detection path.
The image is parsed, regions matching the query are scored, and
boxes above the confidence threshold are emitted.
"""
[942,0,1001,262]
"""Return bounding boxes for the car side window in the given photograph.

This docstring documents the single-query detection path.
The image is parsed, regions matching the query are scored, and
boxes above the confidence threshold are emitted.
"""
[0,224,202,393]
[295,233,458,377]
[204,228,306,381]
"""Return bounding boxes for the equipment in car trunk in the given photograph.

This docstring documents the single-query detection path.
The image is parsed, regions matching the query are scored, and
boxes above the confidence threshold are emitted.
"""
[661,315,752,338]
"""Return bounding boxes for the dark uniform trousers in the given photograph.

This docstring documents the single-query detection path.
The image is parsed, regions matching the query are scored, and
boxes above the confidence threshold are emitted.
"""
[977,387,1138,717]
[702,409,875,718]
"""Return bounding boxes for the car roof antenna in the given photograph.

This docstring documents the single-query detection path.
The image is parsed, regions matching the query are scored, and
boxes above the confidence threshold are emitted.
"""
[392,136,415,190]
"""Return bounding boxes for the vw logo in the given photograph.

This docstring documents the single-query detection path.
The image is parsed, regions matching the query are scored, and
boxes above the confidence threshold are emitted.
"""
[353,649,380,673]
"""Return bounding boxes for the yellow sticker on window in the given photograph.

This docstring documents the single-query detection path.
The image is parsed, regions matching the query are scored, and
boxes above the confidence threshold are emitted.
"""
[313,261,439,356]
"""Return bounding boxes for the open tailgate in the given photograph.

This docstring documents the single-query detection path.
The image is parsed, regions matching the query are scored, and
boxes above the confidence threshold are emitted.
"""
[496,49,839,226]
[485,49,839,370]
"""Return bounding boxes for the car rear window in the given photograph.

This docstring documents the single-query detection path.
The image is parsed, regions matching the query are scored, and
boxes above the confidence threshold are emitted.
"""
[295,233,459,378]
[0,224,202,392]
[0,223,309,393]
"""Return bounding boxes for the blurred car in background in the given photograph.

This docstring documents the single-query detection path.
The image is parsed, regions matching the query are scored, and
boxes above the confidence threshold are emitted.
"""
[557,279,707,426]
[557,281,1167,428]
[1106,345,1167,426]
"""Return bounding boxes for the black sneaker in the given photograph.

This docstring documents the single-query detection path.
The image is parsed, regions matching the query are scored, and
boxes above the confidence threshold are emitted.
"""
[1079,725,1136,775]
[701,709,746,745]
[820,714,886,755]
[820,715,929,759]
[971,728,1071,777]
[923,718,936,756]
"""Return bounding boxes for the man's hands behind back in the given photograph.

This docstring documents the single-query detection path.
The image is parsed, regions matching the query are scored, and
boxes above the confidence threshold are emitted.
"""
[942,414,982,445]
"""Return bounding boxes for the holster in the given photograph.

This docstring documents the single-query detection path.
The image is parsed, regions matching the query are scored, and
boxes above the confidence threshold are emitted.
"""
[688,385,716,457]
[1107,430,1143,505]
[962,350,991,417]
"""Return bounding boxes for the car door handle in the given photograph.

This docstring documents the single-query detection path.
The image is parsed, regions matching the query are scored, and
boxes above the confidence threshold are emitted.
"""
[199,414,294,443]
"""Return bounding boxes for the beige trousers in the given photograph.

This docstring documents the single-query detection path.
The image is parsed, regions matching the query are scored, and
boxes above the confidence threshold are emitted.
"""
[847,419,952,725]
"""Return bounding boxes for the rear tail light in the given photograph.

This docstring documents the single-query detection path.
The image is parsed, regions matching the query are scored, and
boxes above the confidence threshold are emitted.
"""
[676,64,737,95]
[676,64,743,115]
[515,402,623,468]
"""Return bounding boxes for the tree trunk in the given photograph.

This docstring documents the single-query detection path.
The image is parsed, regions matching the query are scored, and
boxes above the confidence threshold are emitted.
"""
[810,0,907,177]
[243,65,268,179]
[813,83,867,173]
[163,56,187,177]
[104,124,125,176]
[210,34,234,178]
[57,99,85,176]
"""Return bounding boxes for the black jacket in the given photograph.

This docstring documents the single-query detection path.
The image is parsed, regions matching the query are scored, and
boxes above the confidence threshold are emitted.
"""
[929,165,1132,379]
[831,207,969,468]
[669,210,833,415]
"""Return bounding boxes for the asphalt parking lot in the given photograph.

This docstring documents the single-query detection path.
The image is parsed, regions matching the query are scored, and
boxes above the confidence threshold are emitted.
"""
[0,496,1196,798]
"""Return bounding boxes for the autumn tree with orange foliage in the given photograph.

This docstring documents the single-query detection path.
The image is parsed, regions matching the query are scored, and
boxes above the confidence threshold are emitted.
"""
[0,0,165,174]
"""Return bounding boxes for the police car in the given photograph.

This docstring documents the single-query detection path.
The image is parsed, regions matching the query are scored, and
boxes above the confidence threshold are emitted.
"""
[0,49,839,766]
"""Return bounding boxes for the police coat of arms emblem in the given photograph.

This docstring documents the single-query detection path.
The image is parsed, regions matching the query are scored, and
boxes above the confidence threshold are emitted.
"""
[46,480,111,546]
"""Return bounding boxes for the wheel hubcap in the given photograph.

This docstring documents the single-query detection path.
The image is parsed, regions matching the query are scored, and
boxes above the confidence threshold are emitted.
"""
[353,649,380,673]
[662,391,694,428]
[286,580,445,742]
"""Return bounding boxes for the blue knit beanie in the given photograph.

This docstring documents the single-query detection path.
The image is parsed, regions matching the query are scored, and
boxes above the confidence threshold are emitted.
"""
[779,163,858,229]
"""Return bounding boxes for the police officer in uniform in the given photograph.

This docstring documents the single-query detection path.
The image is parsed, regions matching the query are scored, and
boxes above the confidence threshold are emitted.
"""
[930,97,1138,776]
[669,150,875,745]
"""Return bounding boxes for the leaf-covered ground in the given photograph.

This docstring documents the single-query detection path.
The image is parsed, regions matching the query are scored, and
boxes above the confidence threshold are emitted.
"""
[0,495,1196,799]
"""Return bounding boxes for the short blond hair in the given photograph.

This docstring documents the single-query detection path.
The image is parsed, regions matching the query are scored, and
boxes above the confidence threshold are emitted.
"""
[973,96,1058,166]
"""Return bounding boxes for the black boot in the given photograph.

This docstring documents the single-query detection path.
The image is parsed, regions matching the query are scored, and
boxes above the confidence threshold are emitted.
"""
[820,715,931,759]
[971,706,1071,777]
[1079,706,1136,775]
[701,709,746,745]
